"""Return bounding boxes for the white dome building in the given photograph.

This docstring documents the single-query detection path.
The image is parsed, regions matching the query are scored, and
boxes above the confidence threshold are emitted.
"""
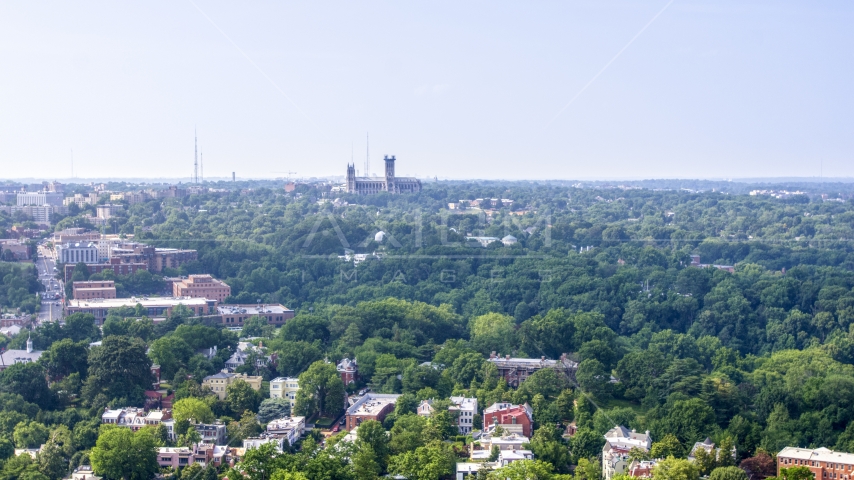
[375,231,386,243]
[502,235,518,246]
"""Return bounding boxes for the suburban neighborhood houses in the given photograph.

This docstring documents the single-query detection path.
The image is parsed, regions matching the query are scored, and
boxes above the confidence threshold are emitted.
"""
[1,177,853,480]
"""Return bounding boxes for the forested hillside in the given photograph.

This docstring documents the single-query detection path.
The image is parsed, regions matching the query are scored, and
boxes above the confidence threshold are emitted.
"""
[2,181,854,480]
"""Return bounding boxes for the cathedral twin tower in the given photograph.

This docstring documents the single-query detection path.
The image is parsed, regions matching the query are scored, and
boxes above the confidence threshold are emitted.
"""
[346,155,421,194]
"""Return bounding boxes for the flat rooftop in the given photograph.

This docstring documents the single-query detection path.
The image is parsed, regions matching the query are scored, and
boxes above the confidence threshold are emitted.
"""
[347,394,401,416]
[68,296,212,308]
[217,304,292,315]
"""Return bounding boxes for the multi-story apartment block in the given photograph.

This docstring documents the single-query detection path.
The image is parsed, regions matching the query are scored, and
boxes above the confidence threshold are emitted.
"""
[96,204,123,220]
[110,242,197,273]
[72,280,117,300]
[777,447,854,479]
[63,257,148,281]
[602,426,652,480]
[202,371,263,400]
[17,191,63,207]
[270,377,300,410]
[173,275,231,302]
[66,296,216,325]
[63,193,101,207]
[217,304,294,327]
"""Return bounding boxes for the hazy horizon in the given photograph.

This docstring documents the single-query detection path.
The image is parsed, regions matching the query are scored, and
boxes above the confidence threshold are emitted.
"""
[2,1,852,179]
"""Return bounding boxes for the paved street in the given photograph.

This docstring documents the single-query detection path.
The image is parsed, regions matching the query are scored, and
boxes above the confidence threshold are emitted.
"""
[36,245,63,324]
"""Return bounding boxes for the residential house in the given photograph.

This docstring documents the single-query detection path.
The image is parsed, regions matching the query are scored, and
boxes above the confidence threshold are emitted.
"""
[482,403,533,437]
[417,397,478,434]
[270,377,299,410]
[202,371,263,400]
[602,426,652,480]
[337,358,358,384]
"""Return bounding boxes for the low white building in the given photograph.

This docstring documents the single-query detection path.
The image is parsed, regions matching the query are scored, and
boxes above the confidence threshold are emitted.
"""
[243,435,287,452]
[265,416,305,446]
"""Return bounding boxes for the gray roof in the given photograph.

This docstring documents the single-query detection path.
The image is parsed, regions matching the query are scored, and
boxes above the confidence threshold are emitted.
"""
[0,349,43,366]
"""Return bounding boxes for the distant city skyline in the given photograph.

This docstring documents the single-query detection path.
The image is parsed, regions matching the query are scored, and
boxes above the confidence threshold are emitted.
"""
[1,1,852,179]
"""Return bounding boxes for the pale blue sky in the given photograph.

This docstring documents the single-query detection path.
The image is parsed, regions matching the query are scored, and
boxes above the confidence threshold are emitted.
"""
[1,1,852,180]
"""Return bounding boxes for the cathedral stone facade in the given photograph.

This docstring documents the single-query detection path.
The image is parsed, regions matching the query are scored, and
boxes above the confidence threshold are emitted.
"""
[346,155,421,194]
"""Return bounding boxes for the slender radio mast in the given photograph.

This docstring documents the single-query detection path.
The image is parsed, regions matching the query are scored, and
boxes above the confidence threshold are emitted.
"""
[194,128,199,183]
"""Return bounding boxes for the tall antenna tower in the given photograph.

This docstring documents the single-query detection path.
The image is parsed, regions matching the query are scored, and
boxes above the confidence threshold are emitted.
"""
[366,133,370,177]
[194,128,199,183]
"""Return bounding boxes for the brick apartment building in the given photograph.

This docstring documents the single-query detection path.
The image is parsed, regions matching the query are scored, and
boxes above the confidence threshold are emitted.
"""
[66,297,216,325]
[73,280,117,300]
[64,257,148,281]
[483,402,534,437]
[110,242,197,273]
[217,304,294,327]
[778,447,854,480]
[345,394,401,430]
[173,274,231,302]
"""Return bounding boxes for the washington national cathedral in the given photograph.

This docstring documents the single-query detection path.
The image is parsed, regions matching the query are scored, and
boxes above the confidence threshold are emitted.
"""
[346,155,422,194]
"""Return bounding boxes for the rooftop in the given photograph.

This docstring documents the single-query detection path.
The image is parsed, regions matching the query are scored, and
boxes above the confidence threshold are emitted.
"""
[347,393,401,416]
[216,304,292,315]
[68,296,212,308]
[779,447,854,463]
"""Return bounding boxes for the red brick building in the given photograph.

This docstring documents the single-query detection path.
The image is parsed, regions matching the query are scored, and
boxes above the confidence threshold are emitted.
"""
[337,357,358,384]
[483,402,534,437]
[73,280,117,300]
[778,447,854,479]
[345,394,400,431]
[173,274,231,302]
[64,257,148,281]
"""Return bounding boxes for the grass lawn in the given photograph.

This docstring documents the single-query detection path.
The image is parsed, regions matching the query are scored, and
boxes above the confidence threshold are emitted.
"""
[314,417,337,428]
